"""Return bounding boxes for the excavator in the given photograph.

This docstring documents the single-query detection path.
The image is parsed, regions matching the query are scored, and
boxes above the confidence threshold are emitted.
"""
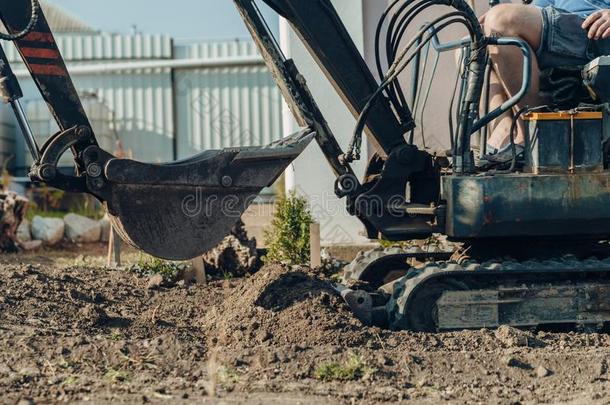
[1,0,610,332]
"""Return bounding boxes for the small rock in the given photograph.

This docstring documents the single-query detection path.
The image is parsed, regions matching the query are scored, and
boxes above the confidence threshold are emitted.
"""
[16,219,31,243]
[0,362,12,377]
[535,366,551,378]
[16,399,35,405]
[20,240,42,251]
[147,274,164,290]
[257,331,272,344]
[64,213,102,243]
[377,354,392,366]
[595,360,607,376]
[31,216,64,246]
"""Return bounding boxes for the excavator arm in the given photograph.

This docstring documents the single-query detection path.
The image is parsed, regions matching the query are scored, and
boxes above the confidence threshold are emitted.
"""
[236,0,486,241]
[0,0,491,259]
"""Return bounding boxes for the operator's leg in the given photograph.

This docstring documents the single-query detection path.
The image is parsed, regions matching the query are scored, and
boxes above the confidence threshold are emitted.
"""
[485,69,515,150]
[482,4,545,149]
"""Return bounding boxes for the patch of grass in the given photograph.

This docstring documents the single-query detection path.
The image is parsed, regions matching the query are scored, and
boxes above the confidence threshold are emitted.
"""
[60,376,78,387]
[206,350,240,397]
[263,192,313,266]
[378,237,415,249]
[104,367,129,382]
[25,208,66,221]
[217,366,240,387]
[25,207,105,222]
[25,186,105,221]
[314,353,375,382]
[126,255,187,282]
[108,331,123,341]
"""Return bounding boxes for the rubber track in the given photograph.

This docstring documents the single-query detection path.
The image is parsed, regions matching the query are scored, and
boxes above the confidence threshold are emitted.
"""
[387,256,610,331]
[342,246,455,285]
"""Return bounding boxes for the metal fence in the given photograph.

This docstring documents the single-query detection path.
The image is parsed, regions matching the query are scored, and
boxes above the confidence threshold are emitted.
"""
[0,34,283,173]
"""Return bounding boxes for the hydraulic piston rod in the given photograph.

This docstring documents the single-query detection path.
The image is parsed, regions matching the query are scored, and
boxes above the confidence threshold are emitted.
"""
[0,44,40,162]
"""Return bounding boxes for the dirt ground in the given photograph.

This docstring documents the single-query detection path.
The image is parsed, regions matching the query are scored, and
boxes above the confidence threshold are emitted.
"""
[1,245,610,404]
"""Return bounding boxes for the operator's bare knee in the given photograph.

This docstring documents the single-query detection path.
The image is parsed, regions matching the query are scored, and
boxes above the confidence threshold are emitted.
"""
[483,4,542,49]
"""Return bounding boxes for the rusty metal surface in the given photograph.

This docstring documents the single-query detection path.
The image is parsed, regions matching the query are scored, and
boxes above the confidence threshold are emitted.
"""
[388,257,610,331]
[443,172,610,239]
[437,284,607,330]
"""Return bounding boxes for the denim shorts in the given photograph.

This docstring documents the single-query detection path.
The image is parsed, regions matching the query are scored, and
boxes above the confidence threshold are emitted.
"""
[537,6,597,69]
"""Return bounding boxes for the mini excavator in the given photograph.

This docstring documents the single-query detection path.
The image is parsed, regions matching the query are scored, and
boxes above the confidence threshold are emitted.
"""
[2,0,610,331]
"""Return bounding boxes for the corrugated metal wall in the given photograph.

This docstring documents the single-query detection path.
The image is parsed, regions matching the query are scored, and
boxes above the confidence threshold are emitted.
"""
[0,33,282,173]
[174,41,282,158]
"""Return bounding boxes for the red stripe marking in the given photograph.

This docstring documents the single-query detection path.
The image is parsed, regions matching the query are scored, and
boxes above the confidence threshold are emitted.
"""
[29,64,67,77]
[21,31,55,43]
[21,47,60,59]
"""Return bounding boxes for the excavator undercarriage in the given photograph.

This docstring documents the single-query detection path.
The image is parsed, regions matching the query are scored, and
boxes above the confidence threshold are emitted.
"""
[1,0,610,331]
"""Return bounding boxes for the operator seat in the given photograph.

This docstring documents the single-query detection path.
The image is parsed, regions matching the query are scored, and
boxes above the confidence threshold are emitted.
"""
[540,56,610,108]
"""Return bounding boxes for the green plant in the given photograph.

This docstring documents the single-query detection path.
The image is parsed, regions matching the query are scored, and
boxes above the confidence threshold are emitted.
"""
[126,254,187,282]
[263,192,313,265]
[314,353,375,382]
[104,367,128,382]
[60,376,78,387]
[217,366,240,387]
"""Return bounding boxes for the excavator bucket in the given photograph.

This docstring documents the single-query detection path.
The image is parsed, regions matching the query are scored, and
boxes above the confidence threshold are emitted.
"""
[0,0,315,261]
[104,130,314,260]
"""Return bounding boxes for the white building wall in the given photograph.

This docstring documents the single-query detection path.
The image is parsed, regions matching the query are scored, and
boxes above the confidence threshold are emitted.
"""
[282,0,373,245]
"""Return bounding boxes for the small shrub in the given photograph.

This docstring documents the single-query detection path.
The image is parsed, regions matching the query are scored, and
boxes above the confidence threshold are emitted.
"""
[314,353,375,382]
[263,192,313,265]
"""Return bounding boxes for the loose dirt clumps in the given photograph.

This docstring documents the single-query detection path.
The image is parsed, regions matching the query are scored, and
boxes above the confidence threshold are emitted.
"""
[2,251,610,403]
[494,325,545,348]
[202,220,258,277]
[202,265,375,350]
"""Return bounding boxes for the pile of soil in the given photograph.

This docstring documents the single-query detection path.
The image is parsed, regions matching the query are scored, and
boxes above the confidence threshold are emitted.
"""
[202,265,374,350]
[1,252,610,403]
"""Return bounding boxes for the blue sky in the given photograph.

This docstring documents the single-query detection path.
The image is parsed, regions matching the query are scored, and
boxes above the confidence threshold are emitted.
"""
[52,0,279,39]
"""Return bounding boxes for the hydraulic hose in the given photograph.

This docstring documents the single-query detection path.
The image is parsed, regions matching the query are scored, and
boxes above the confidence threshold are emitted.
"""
[0,0,40,41]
